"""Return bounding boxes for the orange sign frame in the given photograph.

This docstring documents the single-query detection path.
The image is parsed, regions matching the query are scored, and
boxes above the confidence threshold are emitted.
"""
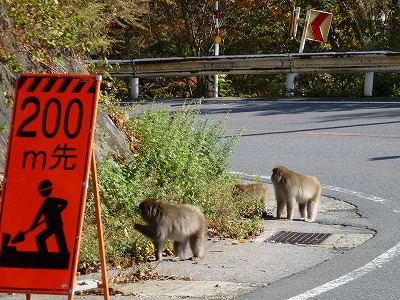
[0,74,101,295]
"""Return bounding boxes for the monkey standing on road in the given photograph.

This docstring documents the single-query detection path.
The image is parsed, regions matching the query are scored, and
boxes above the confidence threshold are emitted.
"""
[134,198,206,261]
[271,166,321,222]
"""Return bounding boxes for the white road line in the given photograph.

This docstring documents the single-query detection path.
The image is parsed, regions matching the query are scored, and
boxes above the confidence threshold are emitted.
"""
[232,171,400,299]
[229,171,271,181]
[323,184,400,213]
[323,184,388,204]
[287,242,400,300]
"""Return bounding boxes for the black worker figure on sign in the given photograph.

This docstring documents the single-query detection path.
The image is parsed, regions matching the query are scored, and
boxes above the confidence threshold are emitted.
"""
[0,179,70,269]
[30,179,68,254]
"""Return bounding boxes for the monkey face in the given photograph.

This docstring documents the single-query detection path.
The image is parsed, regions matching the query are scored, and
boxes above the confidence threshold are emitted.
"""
[139,198,160,222]
[272,166,285,182]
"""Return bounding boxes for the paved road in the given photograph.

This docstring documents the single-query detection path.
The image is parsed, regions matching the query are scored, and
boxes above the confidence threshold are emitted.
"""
[194,98,400,300]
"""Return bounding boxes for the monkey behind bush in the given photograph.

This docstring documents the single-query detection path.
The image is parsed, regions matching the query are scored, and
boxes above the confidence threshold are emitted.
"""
[233,182,269,218]
[271,166,321,222]
[134,198,206,261]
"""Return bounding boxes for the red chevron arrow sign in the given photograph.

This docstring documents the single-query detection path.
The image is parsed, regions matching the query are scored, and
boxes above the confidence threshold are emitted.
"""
[305,10,333,42]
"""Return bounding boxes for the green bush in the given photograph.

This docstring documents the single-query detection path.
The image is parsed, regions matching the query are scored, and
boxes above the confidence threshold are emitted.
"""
[80,103,264,268]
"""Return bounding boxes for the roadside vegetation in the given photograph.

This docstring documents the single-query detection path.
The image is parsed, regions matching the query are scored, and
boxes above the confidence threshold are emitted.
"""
[1,0,399,269]
[81,100,263,268]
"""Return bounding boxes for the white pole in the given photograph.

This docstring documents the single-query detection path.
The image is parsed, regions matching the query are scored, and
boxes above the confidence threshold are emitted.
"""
[298,9,310,54]
[214,44,219,98]
[285,73,297,96]
[364,72,374,97]
[285,9,310,96]
[292,7,301,38]
[214,0,219,98]
[130,77,139,99]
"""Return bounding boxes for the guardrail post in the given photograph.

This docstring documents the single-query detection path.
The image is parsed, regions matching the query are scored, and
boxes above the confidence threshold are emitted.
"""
[130,77,139,99]
[207,76,213,97]
[285,9,308,97]
[364,72,374,97]
[214,74,219,97]
[285,73,297,96]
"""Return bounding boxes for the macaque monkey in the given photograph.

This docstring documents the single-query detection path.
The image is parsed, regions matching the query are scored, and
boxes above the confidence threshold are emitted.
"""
[233,183,269,218]
[271,166,321,222]
[134,198,206,261]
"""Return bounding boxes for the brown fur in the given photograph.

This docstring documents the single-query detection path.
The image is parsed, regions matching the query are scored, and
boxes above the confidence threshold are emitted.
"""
[271,166,321,222]
[134,198,206,261]
[233,183,269,218]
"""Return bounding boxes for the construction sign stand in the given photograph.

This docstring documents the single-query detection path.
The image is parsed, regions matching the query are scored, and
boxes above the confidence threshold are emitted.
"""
[87,149,110,300]
[0,74,109,300]
[286,7,333,96]
[25,150,109,300]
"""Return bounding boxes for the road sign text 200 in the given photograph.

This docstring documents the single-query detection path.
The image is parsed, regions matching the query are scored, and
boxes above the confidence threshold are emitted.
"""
[16,97,83,139]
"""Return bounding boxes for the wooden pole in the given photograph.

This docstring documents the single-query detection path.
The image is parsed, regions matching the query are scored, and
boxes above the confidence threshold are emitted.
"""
[90,150,110,300]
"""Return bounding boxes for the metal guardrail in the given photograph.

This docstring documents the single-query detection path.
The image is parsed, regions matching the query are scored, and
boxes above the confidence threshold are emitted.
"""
[87,51,400,98]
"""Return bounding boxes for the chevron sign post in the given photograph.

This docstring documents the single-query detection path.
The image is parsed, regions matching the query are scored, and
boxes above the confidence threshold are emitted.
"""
[286,8,333,96]
[305,9,333,42]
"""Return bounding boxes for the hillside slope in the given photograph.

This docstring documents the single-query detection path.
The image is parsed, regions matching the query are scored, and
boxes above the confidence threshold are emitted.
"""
[0,8,128,174]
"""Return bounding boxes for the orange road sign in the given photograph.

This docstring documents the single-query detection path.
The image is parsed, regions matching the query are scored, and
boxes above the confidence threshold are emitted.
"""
[0,74,101,295]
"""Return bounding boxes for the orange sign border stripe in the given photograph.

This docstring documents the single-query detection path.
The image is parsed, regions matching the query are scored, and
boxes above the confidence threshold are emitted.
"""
[0,74,101,295]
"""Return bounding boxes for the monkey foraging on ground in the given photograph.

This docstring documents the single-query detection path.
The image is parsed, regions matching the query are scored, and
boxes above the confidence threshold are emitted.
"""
[271,166,321,222]
[134,198,206,261]
[233,182,269,218]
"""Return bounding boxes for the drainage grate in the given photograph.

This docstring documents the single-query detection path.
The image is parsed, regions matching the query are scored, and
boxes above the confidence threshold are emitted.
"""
[268,231,331,245]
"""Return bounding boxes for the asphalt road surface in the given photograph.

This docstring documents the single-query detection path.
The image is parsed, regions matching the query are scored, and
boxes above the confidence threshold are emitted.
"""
[140,98,400,300]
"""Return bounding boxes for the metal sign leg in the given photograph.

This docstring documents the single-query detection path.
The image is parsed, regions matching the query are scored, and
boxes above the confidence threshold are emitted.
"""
[90,150,110,300]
